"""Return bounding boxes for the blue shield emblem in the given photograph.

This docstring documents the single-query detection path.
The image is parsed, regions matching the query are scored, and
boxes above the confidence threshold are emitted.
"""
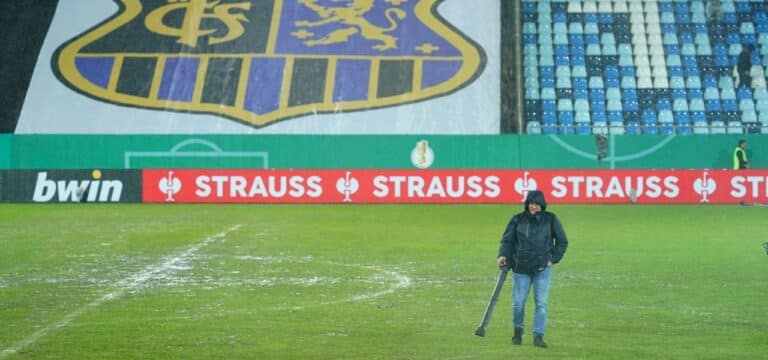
[54,0,486,127]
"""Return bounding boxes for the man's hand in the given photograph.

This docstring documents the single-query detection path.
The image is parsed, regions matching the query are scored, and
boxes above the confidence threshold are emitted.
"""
[497,256,507,268]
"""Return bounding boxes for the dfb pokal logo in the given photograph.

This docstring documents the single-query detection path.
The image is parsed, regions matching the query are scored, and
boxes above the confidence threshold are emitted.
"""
[159,171,182,202]
[336,171,359,202]
[410,140,434,169]
[693,170,716,203]
[514,171,538,202]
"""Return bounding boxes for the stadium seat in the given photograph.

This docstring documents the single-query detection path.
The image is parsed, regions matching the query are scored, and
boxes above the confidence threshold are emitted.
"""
[608,122,627,135]
[541,99,557,114]
[659,109,675,124]
[653,77,669,88]
[693,121,709,134]
[673,99,689,112]
[575,111,591,123]
[518,0,768,136]
[606,110,622,124]
[526,121,542,134]
[542,111,557,125]
[710,120,727,134]
[574,98,590,113]
[592,121,608,135]
[541,123,558,135]
[727,121,744,134]
[740,99,756,112]
[742,110,758,124]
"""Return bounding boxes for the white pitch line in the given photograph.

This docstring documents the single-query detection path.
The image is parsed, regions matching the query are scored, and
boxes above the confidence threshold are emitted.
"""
[269,262,411,311]
[0,224,243,359]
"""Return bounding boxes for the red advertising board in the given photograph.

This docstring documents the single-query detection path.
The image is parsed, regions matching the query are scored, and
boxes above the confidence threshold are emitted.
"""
[142,169,768,204]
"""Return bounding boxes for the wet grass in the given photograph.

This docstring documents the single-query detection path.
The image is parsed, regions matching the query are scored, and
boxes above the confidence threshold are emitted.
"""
[0,204,767,359]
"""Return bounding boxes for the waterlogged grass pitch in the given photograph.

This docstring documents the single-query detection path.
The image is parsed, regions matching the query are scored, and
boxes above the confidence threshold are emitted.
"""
[0,204,766,359]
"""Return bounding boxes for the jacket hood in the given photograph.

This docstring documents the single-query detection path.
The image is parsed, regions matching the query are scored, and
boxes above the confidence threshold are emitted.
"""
[524,190,547,211]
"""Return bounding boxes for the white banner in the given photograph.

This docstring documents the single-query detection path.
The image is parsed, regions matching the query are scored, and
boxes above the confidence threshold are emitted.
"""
[17,0,500,134]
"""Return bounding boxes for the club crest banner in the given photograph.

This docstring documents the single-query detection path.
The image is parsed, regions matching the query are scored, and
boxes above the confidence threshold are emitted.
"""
[35,0,494,133]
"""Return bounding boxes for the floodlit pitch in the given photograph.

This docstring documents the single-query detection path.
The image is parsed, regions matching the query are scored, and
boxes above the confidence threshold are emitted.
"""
[1,204,767,359]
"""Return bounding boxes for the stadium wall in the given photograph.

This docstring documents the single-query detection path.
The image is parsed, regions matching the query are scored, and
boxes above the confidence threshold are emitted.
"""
[1,134,764,170]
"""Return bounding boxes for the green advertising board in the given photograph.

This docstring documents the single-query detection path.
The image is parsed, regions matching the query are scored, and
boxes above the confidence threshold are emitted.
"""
[2,134,763,170]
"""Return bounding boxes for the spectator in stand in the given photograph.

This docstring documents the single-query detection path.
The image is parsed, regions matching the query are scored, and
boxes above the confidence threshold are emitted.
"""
[707,0,723,23]
[736,44,755,89]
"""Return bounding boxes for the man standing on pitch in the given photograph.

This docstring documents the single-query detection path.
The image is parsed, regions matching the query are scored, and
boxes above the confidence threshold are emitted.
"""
[496,190,568,348]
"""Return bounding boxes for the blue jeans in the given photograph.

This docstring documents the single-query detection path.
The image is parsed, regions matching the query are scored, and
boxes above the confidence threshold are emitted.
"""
[512,266,552,335]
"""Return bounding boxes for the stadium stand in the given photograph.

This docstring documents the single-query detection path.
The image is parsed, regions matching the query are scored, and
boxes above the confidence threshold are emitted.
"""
[522,0,768,135]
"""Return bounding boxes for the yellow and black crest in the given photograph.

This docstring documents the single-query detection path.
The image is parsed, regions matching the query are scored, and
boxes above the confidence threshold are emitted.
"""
[54,0,486,128]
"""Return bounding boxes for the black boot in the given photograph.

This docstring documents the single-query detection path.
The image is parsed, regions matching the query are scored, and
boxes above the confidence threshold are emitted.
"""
[511,328,523,345]
[533,333,547,348]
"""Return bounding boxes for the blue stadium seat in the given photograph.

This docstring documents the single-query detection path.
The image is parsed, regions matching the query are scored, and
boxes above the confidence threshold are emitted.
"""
[619,65,635,77]
[657,98,672,111]
[737,88,753,100]
[541,100,556,114]
[703,75,718,89]
[590,88,605,100]
[542,111,557,125]
[722,99,738,112]
[642,108,658,125]
[590,98,606,112]
[518,0,768,136]
[607,111,623,124]
[521,1,536,13]
[573,87,588,100]
[592,111,607,123]
[558,110,574,126]
[623,88,638,100]
[705,99,722,112]
[724,111,740,123]
[688,88,703,99]
[541,123,559,135]
[674,111,691,125]
[691,110,707,123]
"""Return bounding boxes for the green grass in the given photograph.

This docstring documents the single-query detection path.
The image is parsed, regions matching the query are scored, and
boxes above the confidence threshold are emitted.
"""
[1,204,767,359]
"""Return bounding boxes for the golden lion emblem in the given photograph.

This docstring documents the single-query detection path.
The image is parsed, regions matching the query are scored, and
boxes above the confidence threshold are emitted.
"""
[295,0,406,51]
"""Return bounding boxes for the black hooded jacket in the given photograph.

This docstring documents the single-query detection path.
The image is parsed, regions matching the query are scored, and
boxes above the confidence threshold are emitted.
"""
[497,190,568,275]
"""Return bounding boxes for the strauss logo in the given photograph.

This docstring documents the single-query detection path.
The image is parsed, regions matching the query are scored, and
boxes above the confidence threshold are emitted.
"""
[514,172,538,201]
[693,171,716,203]
[336,171,359,202]
[159,171,182,202]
